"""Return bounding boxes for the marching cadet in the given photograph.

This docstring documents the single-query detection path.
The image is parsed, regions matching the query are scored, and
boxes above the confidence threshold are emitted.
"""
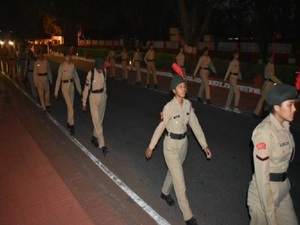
[176,46,186,77]
[145,71,212,225]
[116,46,130,82]
[247,83,299,225]
[33,50,53,113]
[192,47,217,104]
[54,51,82,135]
[131,46,142,85]
[0,44,8,73]
[106,46,116,78]
[7,45,18,78]
[24,50,38,101]
[18,44,28,78]
[144,43,158,89]
[223,50,242,113]
[253,55,282,118]
[82,58,109,157]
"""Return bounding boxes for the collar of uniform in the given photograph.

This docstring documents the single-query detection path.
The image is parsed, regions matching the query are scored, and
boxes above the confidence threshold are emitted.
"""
[172,97,189,107]
[269,113,290,131]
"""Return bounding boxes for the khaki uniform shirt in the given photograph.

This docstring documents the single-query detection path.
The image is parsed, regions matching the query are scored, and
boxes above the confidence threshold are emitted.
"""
[193,55,216,76]
[264,62,281,83]
[144,49,155,64]
[33,58,52,86]
[250,113,295,224]
[82,68,106,106]
[225,58,242,80]
[148,97,208,150]
[54,62,82,96]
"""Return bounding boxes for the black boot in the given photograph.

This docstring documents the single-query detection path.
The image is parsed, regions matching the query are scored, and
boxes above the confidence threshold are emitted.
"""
[186,217,198,225]
[69,125,75,135]
[160,193,175,206]
[91,136,99,147]
[101,146,109,157]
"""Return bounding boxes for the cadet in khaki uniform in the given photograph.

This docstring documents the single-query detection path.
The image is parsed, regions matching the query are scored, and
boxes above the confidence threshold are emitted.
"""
[116,46,130,82]
[0,44,8,73]
[192,47,216,104]
[82,58,109,157]
[145,74,212,225]
[223,50,242,113]
[7,46,18,78]
[247,84,299,225]
[131,46,142,85]
[144,43,158,89]
[106,46,116,78]
[253,55,282,118]
[54,51,82,135]
[33,50,52,113]
[176,46,186,77]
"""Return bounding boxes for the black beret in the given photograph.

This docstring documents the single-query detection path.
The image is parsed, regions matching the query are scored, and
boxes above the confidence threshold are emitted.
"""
[266,84,298,105]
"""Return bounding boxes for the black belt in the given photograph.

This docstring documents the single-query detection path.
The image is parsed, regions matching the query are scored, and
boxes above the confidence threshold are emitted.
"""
[167,132,187,140]
[62,79,74,83]
[269,172,287,182]
[201,67,209,70]
[230,72,238,76]
[91,88,104,93]
[28,70,33,72]
[38,73,47,76]
[265,79,274,83]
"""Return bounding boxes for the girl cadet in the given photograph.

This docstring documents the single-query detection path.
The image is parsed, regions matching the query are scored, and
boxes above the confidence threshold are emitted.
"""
[224,49,242,113]
[145,66,212,225]
[247,83,299,225]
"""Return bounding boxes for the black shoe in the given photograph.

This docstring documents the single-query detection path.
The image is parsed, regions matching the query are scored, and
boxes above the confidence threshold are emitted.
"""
[154,84,158,89]
[146,84,150,88]
[69,125,75,135]
[160,193,175,206]
[206,99,212,105]
[186,217,198,225]
[91,136,99,147]
[46,106,51,113]
[101,146,109,157]
[197,97,203,103]
[67,123,71,128]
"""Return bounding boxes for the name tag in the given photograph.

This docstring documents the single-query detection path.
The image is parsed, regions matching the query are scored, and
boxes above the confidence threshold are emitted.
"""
[280,141,289,147]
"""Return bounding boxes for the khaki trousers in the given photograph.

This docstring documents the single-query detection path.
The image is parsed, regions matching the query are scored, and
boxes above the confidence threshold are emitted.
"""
[61,82,75,125]
[162,136,193,221]
[247,179,298,225]
[134,62,141,82]
[225,75,240,107]
[146,62,157,84]
[37,76,50,110]
[89,92,107,148]
[26,72,38,99]
[197,70,210,99]
[254,81,275,116]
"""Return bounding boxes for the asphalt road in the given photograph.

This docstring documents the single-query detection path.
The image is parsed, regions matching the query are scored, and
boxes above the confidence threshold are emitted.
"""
[15,60,300,225]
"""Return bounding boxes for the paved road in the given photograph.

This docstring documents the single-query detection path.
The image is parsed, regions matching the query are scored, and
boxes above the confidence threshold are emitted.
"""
[4,56,300,225]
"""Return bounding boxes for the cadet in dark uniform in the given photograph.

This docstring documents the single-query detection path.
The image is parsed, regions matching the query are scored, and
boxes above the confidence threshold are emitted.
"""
[247,84,299,225]
[24,50,38,101]
[82,58,109,156]
[145,73,212,225]
[54,51,82,135]
[33,50,52,113]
